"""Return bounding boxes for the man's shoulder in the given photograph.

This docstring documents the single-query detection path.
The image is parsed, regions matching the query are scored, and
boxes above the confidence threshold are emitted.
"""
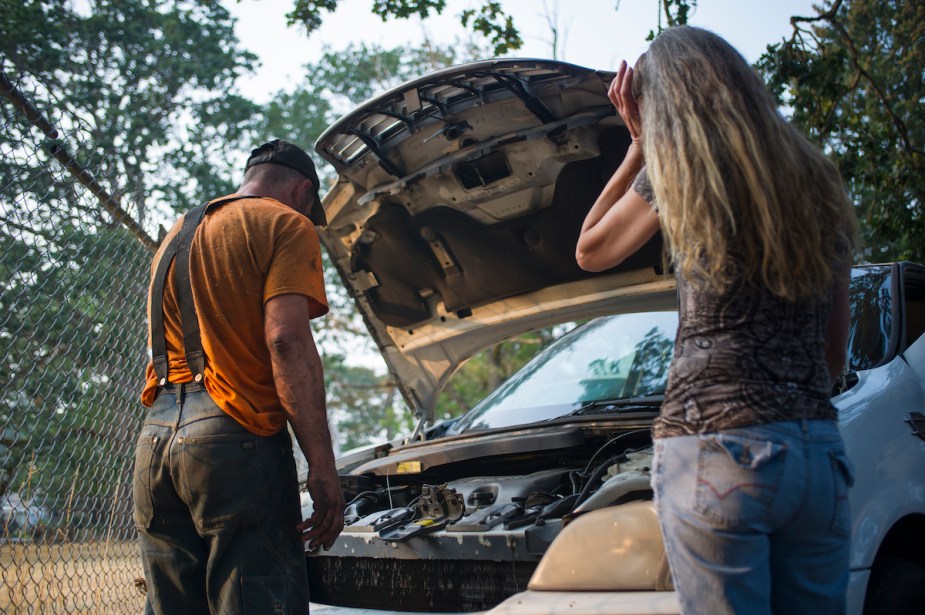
[203,196,315,260]
[211,193,286,213]
[211,194,307,226]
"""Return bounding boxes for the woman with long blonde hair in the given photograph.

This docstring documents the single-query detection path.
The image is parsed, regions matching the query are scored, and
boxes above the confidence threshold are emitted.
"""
[577,26,857,614]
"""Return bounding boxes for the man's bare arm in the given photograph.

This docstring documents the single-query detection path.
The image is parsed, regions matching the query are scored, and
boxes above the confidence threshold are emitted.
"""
[265,293,344,550]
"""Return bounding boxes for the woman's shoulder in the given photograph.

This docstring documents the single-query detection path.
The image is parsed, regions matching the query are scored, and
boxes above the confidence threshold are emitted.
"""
[631,166,657,209]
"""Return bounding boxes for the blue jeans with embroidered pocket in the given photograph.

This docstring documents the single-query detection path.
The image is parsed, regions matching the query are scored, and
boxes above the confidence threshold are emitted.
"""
[652,419,853,615]
[133,383,308,615]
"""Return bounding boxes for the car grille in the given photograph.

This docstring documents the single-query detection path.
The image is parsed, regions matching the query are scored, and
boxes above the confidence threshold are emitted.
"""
[308,556,537,612]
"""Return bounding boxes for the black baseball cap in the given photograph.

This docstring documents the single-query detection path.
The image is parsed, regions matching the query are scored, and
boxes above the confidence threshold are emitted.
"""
[245,139,326,226]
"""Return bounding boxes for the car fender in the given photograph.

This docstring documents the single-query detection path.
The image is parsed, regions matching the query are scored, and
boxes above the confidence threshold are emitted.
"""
[838,356,925,572]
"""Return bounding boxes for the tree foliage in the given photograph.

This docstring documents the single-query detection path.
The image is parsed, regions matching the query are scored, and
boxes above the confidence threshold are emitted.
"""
[1,0,260,222]
[435,330,561,420]
[643,0,697,40]
[460,1,522,55]
[286,0,522,55]
[323,354,412,451]
[314,41,458,108]
[0,208,150,528]
[757,0,924,263]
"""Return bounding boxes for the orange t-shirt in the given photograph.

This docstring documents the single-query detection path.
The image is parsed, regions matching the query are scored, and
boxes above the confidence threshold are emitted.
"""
[140,195,329,436]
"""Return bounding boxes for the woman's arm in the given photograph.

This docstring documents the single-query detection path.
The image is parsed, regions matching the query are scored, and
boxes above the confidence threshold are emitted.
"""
[576,61,659,272]
[575,157,659,272]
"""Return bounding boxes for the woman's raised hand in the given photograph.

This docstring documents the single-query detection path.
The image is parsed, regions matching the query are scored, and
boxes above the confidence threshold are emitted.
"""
[610,60,642,144]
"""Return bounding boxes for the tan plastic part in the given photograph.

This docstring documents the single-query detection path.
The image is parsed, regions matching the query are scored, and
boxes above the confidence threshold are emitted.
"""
[527,501,673,592]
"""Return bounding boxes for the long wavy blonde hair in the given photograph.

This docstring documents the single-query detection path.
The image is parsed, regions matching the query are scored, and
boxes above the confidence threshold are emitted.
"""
[635,26,856,300]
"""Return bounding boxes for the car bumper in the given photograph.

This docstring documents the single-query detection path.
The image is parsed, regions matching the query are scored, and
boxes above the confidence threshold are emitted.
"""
[486,591,680,615]
[310,605,452,615]
[310,591,680,615]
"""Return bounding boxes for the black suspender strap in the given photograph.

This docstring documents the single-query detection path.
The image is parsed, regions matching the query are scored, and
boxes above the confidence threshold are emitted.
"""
[173,203,209,382]
[149,195,257,386]
[150,229,184,385]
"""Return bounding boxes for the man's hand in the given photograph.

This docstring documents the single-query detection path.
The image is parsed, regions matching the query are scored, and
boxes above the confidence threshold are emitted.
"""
[297,469,345,551]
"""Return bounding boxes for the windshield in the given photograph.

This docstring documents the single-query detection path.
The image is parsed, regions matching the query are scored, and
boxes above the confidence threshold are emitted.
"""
[450,312,677,433]
[448,266,894,435]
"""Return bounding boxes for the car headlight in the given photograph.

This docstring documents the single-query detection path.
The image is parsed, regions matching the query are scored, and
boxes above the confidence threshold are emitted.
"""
[528,501,673,591]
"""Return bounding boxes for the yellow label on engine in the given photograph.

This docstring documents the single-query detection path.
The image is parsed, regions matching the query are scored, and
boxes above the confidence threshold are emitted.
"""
[396,461,422,474]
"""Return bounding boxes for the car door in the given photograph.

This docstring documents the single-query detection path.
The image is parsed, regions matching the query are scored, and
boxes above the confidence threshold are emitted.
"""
[837,264,925,615]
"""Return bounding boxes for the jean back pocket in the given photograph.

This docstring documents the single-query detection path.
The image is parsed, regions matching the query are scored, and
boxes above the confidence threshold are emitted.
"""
[132,429,162,529]
[694,432,788,527]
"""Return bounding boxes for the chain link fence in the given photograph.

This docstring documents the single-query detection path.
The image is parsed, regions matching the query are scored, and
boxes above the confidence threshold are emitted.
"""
[1,67,157,613]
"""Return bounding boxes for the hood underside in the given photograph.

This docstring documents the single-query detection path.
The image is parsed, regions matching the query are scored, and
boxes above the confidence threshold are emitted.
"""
[315,59,665,422]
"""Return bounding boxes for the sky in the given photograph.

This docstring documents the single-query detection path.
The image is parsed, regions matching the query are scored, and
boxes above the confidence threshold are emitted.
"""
[226,0,821,104]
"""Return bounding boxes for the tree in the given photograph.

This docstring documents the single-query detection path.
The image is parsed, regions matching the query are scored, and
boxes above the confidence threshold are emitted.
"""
[0,211,150,529]
[619,0,696,41]
[323,354,411,451]
[756,0,923,263]
[313,41,457,109]
[285,0,522,55]
[0,0,261,222]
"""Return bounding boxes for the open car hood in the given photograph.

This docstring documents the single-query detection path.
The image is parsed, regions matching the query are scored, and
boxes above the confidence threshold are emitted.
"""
[315,59,666,424]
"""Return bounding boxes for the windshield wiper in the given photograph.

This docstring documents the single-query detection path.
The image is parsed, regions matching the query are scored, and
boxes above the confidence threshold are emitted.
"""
[565,395,663,418]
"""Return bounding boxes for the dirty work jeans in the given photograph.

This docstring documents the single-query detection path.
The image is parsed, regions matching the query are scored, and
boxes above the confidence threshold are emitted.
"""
[651,420,853,615]
[133,382,308,614]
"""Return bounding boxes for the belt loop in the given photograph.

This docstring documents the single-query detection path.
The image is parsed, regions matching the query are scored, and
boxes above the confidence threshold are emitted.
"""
[800,418,809,434]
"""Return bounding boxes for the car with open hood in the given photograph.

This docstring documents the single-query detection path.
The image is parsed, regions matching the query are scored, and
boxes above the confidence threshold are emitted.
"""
[306,59,925,615]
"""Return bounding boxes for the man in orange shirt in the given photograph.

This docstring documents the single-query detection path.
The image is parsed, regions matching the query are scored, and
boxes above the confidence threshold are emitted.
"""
[134,140,344,614]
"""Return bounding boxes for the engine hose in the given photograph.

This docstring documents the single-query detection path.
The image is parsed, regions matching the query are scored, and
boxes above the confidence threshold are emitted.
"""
[573,455,624,510]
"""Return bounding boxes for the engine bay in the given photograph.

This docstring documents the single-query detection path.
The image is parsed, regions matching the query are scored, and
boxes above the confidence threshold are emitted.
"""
[305,423,656,610]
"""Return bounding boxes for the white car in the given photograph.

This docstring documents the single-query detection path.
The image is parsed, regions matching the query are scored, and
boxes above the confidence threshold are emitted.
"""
[308,59,925,615]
